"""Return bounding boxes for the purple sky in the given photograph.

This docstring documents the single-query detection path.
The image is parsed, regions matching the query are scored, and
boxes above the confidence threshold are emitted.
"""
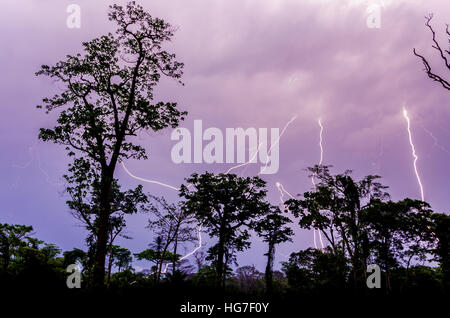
[1,0,449,271]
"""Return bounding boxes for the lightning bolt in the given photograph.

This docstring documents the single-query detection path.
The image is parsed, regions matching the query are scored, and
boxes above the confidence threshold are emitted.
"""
[275,181,295,205]
[120,160,180,191]
[13,145,63,187]
[403,107,425,202]
[311,118,325,250]
[422,126,450,156]
[226,142,263,174]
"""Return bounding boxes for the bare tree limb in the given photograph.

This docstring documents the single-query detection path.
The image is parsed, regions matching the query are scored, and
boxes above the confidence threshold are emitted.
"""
[413,14,450,91]
[413,48,450,90]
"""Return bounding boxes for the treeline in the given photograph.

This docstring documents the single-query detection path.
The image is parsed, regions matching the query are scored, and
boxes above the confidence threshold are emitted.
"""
[1,166,449,299]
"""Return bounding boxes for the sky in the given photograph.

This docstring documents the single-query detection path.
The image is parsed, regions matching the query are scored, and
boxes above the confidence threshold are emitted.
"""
[0,0,449,272]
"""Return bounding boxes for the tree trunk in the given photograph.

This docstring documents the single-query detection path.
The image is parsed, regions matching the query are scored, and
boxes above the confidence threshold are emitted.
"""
[157,249,168,284]
[92,171,113,289]
[216,222,226,288]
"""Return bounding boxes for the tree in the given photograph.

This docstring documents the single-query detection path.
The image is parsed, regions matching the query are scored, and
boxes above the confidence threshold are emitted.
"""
[180,172,268,287]
[282,247,349,292]
[413,14,450,91]
[361,199,434,292]
[0,226,65,289]
[234,265,264,294]
[254,206,293,294]
[147,196,196,278]
[36,1,186,287]
[431,213,450,291]
[193,247,208,272]
[106,245,132,287]
[286,165,389,288]
[134,239,180,284]
[114,246,133,272]
[63,248,87,270]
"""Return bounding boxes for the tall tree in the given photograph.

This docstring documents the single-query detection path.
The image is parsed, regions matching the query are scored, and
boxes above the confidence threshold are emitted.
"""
[65,157,147,286]
[106,245,132,287]
[180,172,268,287]
[413,14,450,91]
[36,1,186,287]
[254,206,293,295]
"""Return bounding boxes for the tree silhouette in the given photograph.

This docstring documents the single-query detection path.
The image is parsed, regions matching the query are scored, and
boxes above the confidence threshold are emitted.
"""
[286,165,389,288]
[254,206,293,294]
[282,247,349,292]
[180,172,268,288]
[135,237,180,284]
[36,1,185,287]
[106,245,133,287]
[361,199,434,292]
[235,265,263,294]
[147,196,196,277]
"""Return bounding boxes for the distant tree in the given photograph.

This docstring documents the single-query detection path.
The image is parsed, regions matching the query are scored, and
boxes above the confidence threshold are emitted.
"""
[36,1,186,287]
[272,271,285,280]
[114,246,133,272]
[413,14,449,91]
[106,245,132,287]
[147,196,196,277]
[254,206,293,294]
[135,236,180,284]
[235,265,264,294]
[63,248,87,269]
[15,242,62,272]
[190,265,217,287]
[282,247,349,292]
[0,226,64,288]
[180,172,268,288]
[286,165,389,288]
[0,224,34,273]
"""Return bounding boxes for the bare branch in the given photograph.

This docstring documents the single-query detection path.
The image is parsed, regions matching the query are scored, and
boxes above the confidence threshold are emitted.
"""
[413,48,450,90]
[424,14,450,69]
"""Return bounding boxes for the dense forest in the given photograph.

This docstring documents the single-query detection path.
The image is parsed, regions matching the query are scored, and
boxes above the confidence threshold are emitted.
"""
[1,1,449,313]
